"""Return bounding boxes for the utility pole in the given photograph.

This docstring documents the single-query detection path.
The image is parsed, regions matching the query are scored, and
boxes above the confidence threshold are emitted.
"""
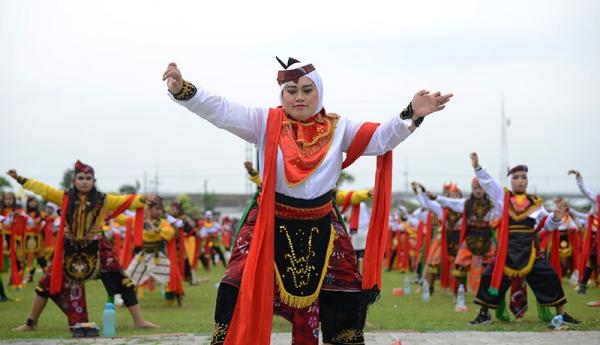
[143,170,148,194]
[148,166,161,194]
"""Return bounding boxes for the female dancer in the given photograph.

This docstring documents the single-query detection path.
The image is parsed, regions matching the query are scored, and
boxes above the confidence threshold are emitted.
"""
[163,57,452,344]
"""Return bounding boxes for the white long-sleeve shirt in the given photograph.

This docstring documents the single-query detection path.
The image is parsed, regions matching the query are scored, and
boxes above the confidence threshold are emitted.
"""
[435,194,502,222]
[170,86,412,199]
[475,167,560,230]
[570,209,590,228]
[407,207,427,228]
[576,176,598,215]
[418,191,443,219]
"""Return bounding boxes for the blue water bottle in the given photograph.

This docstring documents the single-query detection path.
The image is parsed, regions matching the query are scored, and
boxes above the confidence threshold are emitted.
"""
[550,314,563,330]
[102,302,116,337]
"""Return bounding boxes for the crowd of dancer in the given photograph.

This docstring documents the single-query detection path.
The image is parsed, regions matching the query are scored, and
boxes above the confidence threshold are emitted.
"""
[384,153,598,326]
[0,57,596,344]
[1,163,238,331]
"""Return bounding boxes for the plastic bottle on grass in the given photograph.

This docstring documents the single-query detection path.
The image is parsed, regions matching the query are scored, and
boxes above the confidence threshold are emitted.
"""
[422,280,430,302]
[569,270,579,286]
[102,302,116,337]
[550,314,563,330]
[454,284,467,312]
[403,276,411,295]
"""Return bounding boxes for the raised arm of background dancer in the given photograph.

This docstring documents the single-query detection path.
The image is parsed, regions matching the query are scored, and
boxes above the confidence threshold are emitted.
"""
[419,190,443,219]
[471,155,503,213]
[163,63,266,144]
[7,170,64,205]
[105,193,149,211]
[435,195,466,213]
[342,91,452,155]
[571,171,598,203]
[536,204,564,231]
[416,189,428,209]
[570,208,589,228]
[474,167,504,212]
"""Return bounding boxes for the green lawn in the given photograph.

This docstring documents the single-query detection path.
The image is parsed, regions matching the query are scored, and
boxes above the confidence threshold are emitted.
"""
[1,267,599,340]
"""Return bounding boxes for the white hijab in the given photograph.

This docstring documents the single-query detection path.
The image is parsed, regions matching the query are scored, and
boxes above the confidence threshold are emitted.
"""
[279,61,324,116]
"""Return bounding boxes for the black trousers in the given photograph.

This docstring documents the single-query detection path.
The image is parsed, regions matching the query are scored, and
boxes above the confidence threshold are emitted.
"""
[581,253,598,286]
[211,283,368,345]
[474,257,566,308]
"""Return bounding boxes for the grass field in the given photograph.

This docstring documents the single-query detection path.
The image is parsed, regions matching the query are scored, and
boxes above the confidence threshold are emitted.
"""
[1,267,599,340]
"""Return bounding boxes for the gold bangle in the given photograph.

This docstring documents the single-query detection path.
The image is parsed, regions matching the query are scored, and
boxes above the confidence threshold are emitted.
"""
[173,80,197,101]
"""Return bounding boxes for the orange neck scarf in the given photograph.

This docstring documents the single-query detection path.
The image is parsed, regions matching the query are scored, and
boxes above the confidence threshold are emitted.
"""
[279,111,336,187]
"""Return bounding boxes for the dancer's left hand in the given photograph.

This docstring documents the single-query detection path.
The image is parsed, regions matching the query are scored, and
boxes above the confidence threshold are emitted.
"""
[412,90,453,118]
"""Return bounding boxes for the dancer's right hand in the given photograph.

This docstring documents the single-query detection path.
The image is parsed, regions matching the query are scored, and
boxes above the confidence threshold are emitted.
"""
[6,169,18,180]
[425,191,437,200]
[243,161,257,176]
[568,170,581,178]
[162,62,184,94]
[470,152,480,170]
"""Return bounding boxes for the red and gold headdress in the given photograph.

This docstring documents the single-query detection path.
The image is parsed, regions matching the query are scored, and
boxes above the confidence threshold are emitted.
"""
[74,160,95,177]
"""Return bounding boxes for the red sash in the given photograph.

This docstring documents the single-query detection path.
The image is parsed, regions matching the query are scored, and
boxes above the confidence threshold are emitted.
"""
[440,208,450,288]
[489,191,510,295]
[225,108,281,345]
[579,213,596,281]
[9,214,27,286]
[49,194,69,294]
[401,230,410,270]
[340,192,361,232]
[43,216,54,248]
[178,230,186,277]
[166,236,184,294]
[424,212,434,262]
[415,221,424,264]
[121,217,135,268]
[342,122,392,291]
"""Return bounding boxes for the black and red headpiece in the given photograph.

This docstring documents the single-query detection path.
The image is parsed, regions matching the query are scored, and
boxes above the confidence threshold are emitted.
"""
[74,160,95,177]
[276,57,316,85]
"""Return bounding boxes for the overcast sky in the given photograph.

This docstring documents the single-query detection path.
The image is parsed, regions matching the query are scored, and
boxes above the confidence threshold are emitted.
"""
[1,0,599,196]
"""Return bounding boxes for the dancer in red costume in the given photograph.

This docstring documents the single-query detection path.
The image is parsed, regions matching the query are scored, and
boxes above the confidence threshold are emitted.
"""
[8,161,159,331]
[163,58,452,344]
